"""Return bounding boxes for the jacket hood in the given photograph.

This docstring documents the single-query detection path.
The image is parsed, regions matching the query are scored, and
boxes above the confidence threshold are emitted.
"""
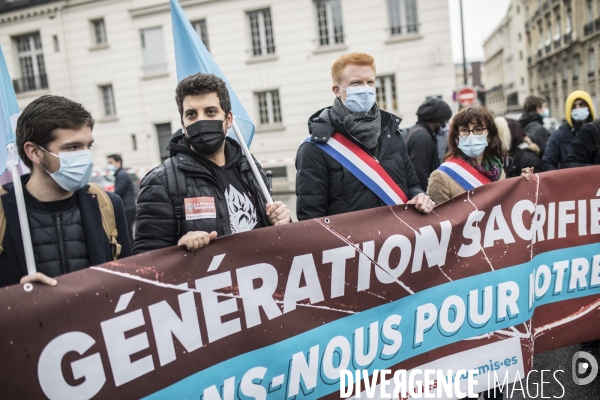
[565,90,596,127]
[519,111,543,128]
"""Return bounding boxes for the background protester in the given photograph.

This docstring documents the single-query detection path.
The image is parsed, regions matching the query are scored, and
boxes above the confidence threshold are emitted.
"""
[134,73,290,254]
[543,90,596,171]
[519,95,550,159]
[295,52,434,220]
[107,154,136,241]
[495,117,542,177]
[563,119,600,167]
[0,95,131,287]
[436,123,450,164]
[427,106,506,205]
[404,98,453,191]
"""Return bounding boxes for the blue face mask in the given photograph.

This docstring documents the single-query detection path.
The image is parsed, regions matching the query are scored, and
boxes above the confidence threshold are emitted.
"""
[571,107,590,122]
[40,147,94,192]
[458,134,488,158]
[540,108,550,118]
[340,85,376,113]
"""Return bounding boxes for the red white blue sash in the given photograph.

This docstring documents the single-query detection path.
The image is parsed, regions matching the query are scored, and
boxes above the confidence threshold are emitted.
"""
[308,132,408,205]
[438,157,491,191]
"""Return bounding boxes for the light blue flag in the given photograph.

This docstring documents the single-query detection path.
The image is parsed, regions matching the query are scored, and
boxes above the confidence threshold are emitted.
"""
[0,45,21,176]
[170,0,255,147]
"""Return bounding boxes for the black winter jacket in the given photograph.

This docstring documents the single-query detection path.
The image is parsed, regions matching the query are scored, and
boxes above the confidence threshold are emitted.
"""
[134,133,272,254]
[114,167,136,212]
[405,122,440,192]
[564,121,600,167]
[0,178,132,287]
[519,112,550,157]
[542,122,576,171]
[295,107,423,221]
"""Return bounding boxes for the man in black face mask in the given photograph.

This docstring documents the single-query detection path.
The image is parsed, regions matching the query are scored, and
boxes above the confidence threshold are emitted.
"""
[134,73,290,254]
[404,98,453,192]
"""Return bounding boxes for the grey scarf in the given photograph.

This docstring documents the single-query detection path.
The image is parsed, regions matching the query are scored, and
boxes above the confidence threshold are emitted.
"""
[332,97,381,151]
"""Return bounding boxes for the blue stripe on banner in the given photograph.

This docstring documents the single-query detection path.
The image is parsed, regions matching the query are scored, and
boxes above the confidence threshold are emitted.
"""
[144,243,600,400]
[439,165,475,191]
[308,140,396,206]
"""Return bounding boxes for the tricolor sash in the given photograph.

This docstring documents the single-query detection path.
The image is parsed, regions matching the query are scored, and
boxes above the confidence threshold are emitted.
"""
[438,157,491,191]
[307,132,408,205]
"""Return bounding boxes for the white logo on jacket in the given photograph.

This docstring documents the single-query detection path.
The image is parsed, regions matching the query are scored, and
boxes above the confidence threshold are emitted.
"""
[224,184,257,233]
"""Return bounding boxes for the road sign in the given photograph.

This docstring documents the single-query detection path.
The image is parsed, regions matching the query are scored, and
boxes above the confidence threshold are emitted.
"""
[457,87,477,106]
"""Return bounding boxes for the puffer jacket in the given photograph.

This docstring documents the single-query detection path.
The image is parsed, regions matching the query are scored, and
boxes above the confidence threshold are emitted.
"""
[0,177,132,287]
[134,133,271,254]
[519,112,550,157]
[542,122,576,171]
[295,107,423,221]
[114,167,136,212]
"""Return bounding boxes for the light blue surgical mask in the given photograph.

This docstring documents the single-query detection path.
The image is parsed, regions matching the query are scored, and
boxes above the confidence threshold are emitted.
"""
[107,164,117,172]
[571,107,590,122]
[340,85,376,113]
[458,135,488,158]
[540,108,550,118]
[40,147,94,192]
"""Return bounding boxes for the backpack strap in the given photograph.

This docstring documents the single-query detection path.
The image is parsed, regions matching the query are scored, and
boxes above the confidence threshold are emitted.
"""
[0,187,7,255]
[164,157,187,237]
[87,183,121,260]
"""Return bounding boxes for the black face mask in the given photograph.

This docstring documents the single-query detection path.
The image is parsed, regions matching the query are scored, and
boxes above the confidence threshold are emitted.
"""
[185,119,226,155]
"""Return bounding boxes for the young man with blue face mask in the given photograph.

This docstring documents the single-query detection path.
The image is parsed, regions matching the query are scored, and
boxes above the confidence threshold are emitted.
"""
[0,95,132,287]
[518,95,551,159]
[295,52,434,220]
[543,90,596,170]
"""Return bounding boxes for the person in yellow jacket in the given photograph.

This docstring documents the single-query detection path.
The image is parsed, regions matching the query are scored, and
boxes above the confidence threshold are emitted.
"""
[542,90,596,170]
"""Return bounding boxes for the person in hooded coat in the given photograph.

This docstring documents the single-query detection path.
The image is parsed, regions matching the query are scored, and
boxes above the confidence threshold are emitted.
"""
[404,98,453,191]
[543,90,596,170]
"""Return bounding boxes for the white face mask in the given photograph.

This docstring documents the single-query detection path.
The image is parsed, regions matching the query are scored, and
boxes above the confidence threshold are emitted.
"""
[339,85,377,113]
[40,148,94,192]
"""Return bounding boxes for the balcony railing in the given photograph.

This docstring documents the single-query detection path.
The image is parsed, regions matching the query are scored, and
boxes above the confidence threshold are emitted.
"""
[12,74,48,94]
[545,44,552,54]
[564,32,572,44]
[554,38,561,49]
[584,22,594,36]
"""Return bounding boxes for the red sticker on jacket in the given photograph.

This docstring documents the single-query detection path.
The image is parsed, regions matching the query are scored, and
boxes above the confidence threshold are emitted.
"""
[184,197,216,220]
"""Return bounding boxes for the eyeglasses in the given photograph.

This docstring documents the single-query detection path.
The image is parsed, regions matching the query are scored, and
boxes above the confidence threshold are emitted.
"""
[458,126,487,137]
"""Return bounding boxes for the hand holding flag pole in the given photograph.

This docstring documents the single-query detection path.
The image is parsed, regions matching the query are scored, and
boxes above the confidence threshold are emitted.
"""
[170,0,272,204]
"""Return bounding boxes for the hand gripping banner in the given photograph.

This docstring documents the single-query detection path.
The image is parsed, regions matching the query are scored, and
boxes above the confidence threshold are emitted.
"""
[0,167,599,399]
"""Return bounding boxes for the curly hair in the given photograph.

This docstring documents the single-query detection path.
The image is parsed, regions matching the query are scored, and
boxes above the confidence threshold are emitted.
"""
[445,106,505,164]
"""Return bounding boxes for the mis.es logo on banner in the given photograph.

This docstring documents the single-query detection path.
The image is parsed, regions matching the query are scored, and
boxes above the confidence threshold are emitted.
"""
[572,351,599,385]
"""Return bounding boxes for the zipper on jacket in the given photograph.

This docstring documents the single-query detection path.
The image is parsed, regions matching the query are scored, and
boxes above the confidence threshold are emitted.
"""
[55,215,68,275]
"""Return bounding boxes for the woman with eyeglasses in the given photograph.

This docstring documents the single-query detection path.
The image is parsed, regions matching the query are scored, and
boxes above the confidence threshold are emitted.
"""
[427,106,507,206]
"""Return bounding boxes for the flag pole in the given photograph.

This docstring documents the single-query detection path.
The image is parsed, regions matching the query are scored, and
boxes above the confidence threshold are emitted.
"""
[231,118,273,204]
[6,144,36,276]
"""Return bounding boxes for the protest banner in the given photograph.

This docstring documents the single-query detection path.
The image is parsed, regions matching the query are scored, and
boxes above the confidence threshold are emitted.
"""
[1,167,599,399]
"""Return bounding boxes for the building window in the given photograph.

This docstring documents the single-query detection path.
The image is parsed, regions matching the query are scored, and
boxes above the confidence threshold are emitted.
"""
[100,84,116,117]
[12,32,47,94]
[91,18,107,45]
[131,134,137,151]
[518,32,522,41]
[155,123,172,161]
[52,35,59,52]
[140,27,167,75]
[521,76,525,85]
[255,90,282,125]
[555,18,561,39]
[248,9,275,56]
[589,48,595,75]
[574,55,580,79]
[375,75,397,111]
[315,0,344,46]
[566,9,572,32]
[388,0,418,35]
[587,0,593,22]
[519,50,523,60]
[192,19,209,52]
